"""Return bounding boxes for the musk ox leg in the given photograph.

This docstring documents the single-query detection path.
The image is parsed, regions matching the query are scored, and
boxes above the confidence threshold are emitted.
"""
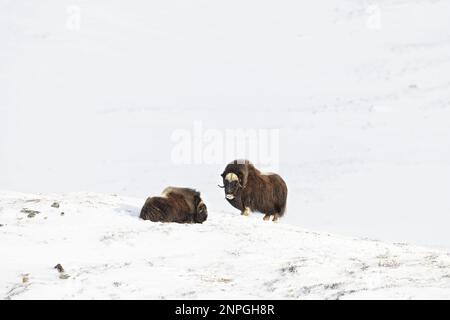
[241,207,251,216]
[272,214,281,222]
[263,214,272,221]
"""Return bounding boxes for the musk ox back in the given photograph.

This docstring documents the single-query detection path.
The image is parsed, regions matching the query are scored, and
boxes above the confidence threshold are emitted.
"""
[140,187,207,224]
[219,160,288,221]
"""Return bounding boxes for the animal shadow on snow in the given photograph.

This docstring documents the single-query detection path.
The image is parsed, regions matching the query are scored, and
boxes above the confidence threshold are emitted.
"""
[114,204,141,218]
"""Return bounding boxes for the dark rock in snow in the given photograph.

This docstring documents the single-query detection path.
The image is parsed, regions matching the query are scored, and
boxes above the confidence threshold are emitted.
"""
[24,199,40,203]
[21,208,40,218]
[54,264,65,273]
[22,274,30,284]
[54,264,70,279]
[21,208,40,215]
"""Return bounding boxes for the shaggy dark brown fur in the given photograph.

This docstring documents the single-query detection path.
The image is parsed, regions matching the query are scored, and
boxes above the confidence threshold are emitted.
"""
[140,187,208,224]
[219,160,288,221]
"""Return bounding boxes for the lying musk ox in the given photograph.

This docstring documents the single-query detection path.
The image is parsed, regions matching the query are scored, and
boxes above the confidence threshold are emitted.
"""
[219,160,288,222]
[140,187,208,223]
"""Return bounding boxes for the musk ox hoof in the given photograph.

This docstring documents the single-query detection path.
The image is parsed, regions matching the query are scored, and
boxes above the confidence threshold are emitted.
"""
[241,207,251,216]
[263,214,281,222]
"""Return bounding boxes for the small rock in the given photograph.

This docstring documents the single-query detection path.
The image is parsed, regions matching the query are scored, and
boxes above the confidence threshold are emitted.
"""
[59,274,70,280]
[0,224,4,227]
[51,202,60,208]
[21,208,40,215]
[22,274,30,283]
[60,212,65,216]
[27,213,36,218]
[54,264,65,273]
[25,199,40,203]
[54,264,70,279]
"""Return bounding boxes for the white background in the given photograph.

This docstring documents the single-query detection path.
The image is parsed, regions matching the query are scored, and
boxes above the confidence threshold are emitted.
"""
[1,0,450,248]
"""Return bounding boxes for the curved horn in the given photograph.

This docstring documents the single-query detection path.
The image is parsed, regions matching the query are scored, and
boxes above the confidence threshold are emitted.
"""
[217,184,225,188]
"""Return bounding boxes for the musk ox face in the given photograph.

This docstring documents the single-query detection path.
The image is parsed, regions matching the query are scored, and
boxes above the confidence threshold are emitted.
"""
[221,172,241,200]
[219,160,251,199]
[194,195,208,223]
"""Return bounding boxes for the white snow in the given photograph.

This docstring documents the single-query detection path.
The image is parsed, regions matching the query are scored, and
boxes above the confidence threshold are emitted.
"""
[1,1,450,248]
[1,0,450,299]
[1,191,450,300]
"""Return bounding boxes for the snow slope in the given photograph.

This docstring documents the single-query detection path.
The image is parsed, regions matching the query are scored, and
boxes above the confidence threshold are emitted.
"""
[1,0,450,248]
[2,192,450,300]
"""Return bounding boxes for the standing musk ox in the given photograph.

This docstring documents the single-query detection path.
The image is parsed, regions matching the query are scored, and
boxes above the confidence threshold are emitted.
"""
[219,160,288,222]
[140,187,208,223]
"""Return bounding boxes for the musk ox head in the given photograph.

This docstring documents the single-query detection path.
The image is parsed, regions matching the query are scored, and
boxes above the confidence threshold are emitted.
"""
[194,194,208,223]
[219,159,251,200]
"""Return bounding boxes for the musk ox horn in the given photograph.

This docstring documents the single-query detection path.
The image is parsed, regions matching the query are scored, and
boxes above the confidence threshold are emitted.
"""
[237,181,245,189]
[218,184,225,188]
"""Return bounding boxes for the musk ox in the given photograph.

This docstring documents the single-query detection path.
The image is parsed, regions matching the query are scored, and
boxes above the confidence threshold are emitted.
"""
[219,160,288,222]
[140,187,208,224]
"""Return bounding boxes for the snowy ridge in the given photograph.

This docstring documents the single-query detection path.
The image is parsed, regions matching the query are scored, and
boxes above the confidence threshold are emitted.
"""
[1,192,450,300]
[2,0,450,248]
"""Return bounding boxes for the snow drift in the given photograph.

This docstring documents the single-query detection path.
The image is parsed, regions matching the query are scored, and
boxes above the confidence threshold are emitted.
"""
[2,192,450,300]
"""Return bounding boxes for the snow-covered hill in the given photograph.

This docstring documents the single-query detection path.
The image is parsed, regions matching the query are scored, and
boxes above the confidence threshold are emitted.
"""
[1,0,450,248]
[2,192,450,300]
[1,1,450,299]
